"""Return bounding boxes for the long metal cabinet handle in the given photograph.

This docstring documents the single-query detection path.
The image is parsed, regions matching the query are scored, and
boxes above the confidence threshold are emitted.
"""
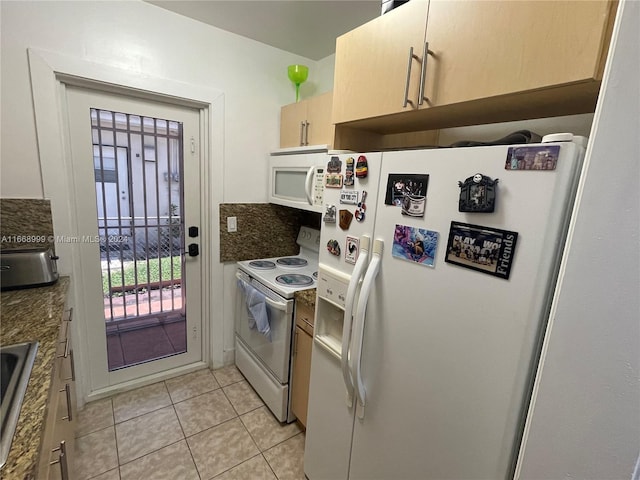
[299,121,305,146]
[58,337,70,358]
[403,47,419,108]
[305,165,315,206]
[63,349,76,381]
[59,383,72,421]
[341,235,370,407]
[418,41,434,106]
[304,121,310,145]
[351,239,383,418]
[50,441,69,480]
[70,349,76,381]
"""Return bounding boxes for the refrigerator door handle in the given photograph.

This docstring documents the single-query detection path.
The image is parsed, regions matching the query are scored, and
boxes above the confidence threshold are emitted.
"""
[304,165,315,206]
[341,235,370,407]
[352,238,383,419]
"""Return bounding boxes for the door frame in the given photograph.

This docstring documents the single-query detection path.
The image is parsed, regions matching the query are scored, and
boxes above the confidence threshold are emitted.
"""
[28,48,225,404]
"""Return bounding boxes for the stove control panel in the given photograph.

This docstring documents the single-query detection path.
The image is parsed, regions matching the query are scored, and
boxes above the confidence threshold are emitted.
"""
[297,226,322,253]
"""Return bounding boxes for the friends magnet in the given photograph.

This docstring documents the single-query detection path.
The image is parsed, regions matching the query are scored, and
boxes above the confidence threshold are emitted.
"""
[505,145,560,171]
[355,155,368,179]
[344,157,355,187]
[323,204,336,223]
[340,190,359,205]
[345,236,360,265]
[458,173,498,213]
[339,209,353,230]
[327,239,341,257]
[444,221,518,280]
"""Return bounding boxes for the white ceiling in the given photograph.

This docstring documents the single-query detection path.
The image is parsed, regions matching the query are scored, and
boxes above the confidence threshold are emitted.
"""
[146,1,380,60]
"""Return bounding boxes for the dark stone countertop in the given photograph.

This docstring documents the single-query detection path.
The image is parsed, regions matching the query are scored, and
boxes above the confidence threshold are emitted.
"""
[0,277,70,479]
[294,289,316,309]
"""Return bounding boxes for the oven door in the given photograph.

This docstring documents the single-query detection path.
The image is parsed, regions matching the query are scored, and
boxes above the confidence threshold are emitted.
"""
[235,273,294,383]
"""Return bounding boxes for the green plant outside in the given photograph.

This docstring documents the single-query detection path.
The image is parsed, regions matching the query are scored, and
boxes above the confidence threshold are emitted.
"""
[102,256,182,295]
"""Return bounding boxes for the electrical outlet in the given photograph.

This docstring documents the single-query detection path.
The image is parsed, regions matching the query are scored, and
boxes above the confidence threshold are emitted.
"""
[227,216,237,233]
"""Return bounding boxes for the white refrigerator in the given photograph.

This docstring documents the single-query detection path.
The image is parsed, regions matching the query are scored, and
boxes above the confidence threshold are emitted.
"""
[305,138,586,480]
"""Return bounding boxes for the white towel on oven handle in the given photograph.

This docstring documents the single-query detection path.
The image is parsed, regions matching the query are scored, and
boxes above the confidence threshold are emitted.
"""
[237,278,271,341]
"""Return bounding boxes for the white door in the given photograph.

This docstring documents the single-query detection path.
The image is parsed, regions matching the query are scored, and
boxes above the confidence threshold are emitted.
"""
[65,85,203,390]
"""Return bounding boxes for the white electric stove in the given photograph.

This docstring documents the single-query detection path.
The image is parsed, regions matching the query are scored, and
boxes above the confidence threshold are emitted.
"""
[235,226,320,422]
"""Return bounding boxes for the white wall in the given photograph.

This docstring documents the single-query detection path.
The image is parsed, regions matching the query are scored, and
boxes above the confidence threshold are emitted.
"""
[517,1,640,477]
[0,0,337,377]
[313,53,337,96]
[0,0,334,202]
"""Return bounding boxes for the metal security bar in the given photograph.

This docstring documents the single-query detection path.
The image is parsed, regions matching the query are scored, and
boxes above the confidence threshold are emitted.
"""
[91,109,185,325]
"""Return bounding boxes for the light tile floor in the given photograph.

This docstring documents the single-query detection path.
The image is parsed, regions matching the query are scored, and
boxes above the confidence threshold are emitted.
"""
[74,366,305,480]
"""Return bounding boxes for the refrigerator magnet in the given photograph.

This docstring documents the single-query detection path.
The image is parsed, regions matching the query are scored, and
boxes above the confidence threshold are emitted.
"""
[327,156,342,173]
[339,209,353,230]
[392,224,439,267]
[325,173,343,189]
[345,236,360,264]
[384,174,429,218]
[458,174,498,213]
[355,155,368,179]
[340,190,359,205]
[344,157,355,187]
[327,239,341,257]
[323,204,336,223]
[505,145,560,171]
[355,191,367,222]
[444,221,518,280]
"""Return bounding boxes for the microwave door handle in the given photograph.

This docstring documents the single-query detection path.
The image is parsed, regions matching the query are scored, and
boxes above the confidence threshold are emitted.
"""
[305,166,315,206]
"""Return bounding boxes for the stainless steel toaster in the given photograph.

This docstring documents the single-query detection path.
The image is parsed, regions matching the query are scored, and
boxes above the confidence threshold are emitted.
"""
[0,247,59,290]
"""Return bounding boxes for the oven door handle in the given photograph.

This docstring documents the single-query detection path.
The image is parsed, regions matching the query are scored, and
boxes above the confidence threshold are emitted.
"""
[265,296,291,312]
[236,271,292,313]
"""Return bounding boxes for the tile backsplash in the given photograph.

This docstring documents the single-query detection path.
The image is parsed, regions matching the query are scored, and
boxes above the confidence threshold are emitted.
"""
[220,204,320,262]
[0,198,54,251]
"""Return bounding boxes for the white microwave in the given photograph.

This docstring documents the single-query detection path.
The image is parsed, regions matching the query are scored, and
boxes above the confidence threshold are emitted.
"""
[268,150,327,213]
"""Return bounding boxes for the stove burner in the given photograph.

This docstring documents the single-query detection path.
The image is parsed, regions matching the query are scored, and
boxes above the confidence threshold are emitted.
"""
[248,260,276,270]
[276,257,308,268]
[312,271,318,279]
[275,274,313,287]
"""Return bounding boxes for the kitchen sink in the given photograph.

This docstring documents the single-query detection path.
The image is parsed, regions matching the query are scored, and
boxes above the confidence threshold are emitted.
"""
[0,341,38,470]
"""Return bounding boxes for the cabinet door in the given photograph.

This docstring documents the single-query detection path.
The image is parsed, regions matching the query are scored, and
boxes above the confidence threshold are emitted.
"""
[305,91,334,147]
[423,0,615,107]
[280,100,308,148]
[291,326,313,427]
[332,1,429,124]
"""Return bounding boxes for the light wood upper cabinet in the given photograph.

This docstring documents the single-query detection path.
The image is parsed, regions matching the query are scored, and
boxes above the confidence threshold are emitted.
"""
[280,91,334,148]
[332,1,429,124]
[331,0,616,129]
[422,0,615,108]
[280,100,308,148]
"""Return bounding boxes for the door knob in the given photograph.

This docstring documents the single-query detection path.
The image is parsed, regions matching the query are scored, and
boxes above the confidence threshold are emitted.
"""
[188,243,199,257]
